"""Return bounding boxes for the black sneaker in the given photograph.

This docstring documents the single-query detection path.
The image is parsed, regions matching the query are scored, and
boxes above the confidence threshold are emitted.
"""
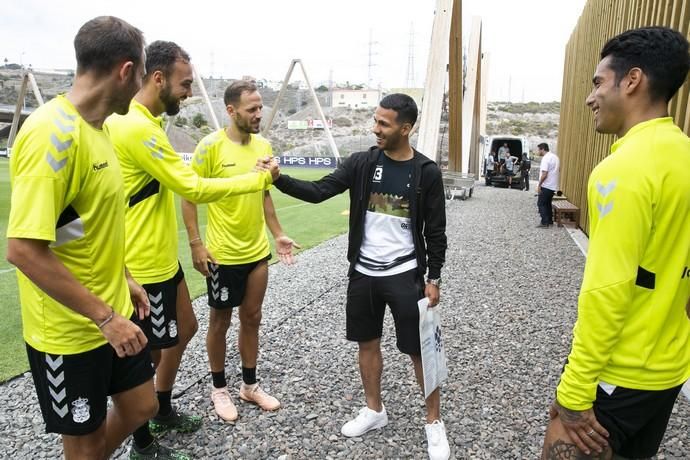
[149,408,202,436]
[129,439,191,460]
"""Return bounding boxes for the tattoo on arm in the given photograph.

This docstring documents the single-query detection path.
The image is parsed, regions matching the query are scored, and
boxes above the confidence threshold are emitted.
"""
[545,440,610,460]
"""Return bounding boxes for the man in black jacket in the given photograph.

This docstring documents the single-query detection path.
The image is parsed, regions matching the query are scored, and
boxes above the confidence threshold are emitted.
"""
[272,94,449,460]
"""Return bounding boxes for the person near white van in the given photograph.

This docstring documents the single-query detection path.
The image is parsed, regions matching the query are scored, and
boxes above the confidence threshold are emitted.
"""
[504,152,518,187]
[536,143,560,227]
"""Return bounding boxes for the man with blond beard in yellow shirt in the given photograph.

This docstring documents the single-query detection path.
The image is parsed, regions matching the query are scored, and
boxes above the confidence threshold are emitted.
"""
[542,27,690,460]
[182,80,298,423]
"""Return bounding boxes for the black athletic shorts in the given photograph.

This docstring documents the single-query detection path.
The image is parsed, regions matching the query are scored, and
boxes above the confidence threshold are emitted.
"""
[592,382,683,458]
[26,333,154,435]
[140,264,185,350]
[346,269,424,355]
[207,255,270,310]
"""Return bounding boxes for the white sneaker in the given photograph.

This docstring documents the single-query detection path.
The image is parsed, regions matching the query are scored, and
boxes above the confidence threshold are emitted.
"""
[341,405,388,437]
[425,420,450,460]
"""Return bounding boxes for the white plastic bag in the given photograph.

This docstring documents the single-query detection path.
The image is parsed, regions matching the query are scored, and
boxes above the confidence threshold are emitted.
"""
[418,297,448,399]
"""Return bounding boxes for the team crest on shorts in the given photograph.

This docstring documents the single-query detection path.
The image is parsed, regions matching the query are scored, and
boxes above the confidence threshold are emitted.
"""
[71,397,90,423]
[220,287,229,302]
[169,320,178,338]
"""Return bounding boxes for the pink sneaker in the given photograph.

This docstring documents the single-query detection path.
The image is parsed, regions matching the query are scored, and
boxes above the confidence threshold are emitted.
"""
[211,386,238,421]
[239,383,281,411]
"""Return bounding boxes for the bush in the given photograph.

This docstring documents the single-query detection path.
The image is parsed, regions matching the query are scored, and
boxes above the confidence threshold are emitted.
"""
[333,116,352,127]
[192,113,207,128]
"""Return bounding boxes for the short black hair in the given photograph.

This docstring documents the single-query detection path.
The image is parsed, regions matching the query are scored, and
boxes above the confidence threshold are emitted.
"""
[74,16,144,75]
[379,93,418,126]
[224,80,258,106]
[538,142,549,151]
[601,26,690,103]
[145,41,190,81]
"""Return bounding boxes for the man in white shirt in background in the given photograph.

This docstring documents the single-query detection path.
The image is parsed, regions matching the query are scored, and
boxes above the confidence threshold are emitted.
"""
[536,143,560,228]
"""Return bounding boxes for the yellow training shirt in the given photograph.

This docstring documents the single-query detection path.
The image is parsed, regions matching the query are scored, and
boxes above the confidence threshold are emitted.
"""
[191,130,272,265]
[105,101,272,284]
[7,95,132,354]
[558,117,690,410]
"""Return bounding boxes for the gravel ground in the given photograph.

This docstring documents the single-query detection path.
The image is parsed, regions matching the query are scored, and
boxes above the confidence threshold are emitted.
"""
[1,183,688,459]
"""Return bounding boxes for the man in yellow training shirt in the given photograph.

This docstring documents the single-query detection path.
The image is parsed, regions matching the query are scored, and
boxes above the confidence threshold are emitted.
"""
[6,16,159,459]
[182,80,297,422]
[542,27,690,459]
[106,42,278,458]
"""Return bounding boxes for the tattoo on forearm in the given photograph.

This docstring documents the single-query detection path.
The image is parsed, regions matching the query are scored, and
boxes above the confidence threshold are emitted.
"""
[545,441,609,460]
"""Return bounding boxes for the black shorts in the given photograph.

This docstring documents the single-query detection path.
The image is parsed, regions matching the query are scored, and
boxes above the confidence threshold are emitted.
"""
[26,338,154,436]
[207,255,270,310]
[346,269,424,355]
[505,170,515,176]
[140,264,185,350]
[592,383,683,457]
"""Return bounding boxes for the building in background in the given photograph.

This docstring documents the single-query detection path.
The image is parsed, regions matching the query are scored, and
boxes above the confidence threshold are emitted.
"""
[386,88,424,110]
[331,89,380,109]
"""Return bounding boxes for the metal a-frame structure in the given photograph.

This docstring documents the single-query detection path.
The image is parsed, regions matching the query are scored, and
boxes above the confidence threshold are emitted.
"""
[261,59,340,160]
[7,71,45,153]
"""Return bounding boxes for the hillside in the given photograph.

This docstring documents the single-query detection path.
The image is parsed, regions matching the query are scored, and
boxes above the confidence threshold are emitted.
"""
[486,101,560,153]
[0,69,561,157]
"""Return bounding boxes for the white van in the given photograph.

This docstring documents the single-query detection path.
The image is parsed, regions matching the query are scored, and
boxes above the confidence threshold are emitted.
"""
[481,135,530,188]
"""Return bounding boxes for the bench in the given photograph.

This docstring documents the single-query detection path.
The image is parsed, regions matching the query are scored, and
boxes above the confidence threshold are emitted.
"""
[442,172,475,201]
[552,200,580,227]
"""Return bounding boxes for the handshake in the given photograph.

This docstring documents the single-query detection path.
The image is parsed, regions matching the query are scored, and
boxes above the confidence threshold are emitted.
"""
[255,156,281,182]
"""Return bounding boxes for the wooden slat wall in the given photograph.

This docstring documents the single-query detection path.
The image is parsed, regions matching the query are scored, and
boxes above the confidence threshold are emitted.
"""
[558,0,690,233]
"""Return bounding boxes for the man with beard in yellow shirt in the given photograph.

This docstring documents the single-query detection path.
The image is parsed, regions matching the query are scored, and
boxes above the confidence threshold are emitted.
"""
[182,80,297,422]
[106,42,277,459]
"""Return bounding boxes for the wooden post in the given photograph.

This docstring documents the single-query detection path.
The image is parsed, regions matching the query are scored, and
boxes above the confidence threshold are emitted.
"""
[416,0,452,162]
[461,17,482,174]
[448,0,462,172]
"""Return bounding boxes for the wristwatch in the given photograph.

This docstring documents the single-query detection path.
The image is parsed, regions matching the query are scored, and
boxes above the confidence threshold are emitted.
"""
[426,277,442,287]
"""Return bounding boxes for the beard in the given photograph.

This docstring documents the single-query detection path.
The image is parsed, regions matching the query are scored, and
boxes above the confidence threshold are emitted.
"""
[235,114,260,134]
[160,83,181,116]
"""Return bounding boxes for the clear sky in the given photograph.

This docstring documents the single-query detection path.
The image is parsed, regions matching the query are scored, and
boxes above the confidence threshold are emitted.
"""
[2,1,589,101]
[463,0,588,102]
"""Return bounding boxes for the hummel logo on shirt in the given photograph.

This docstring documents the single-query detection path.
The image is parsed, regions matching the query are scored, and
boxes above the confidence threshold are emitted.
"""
[92,161,109,171]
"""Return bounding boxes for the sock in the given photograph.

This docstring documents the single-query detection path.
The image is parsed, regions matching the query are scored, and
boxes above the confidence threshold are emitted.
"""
[157,390,172,416]
[132,423,154,450]
[211,370,227,389]
[242,366,257,385]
